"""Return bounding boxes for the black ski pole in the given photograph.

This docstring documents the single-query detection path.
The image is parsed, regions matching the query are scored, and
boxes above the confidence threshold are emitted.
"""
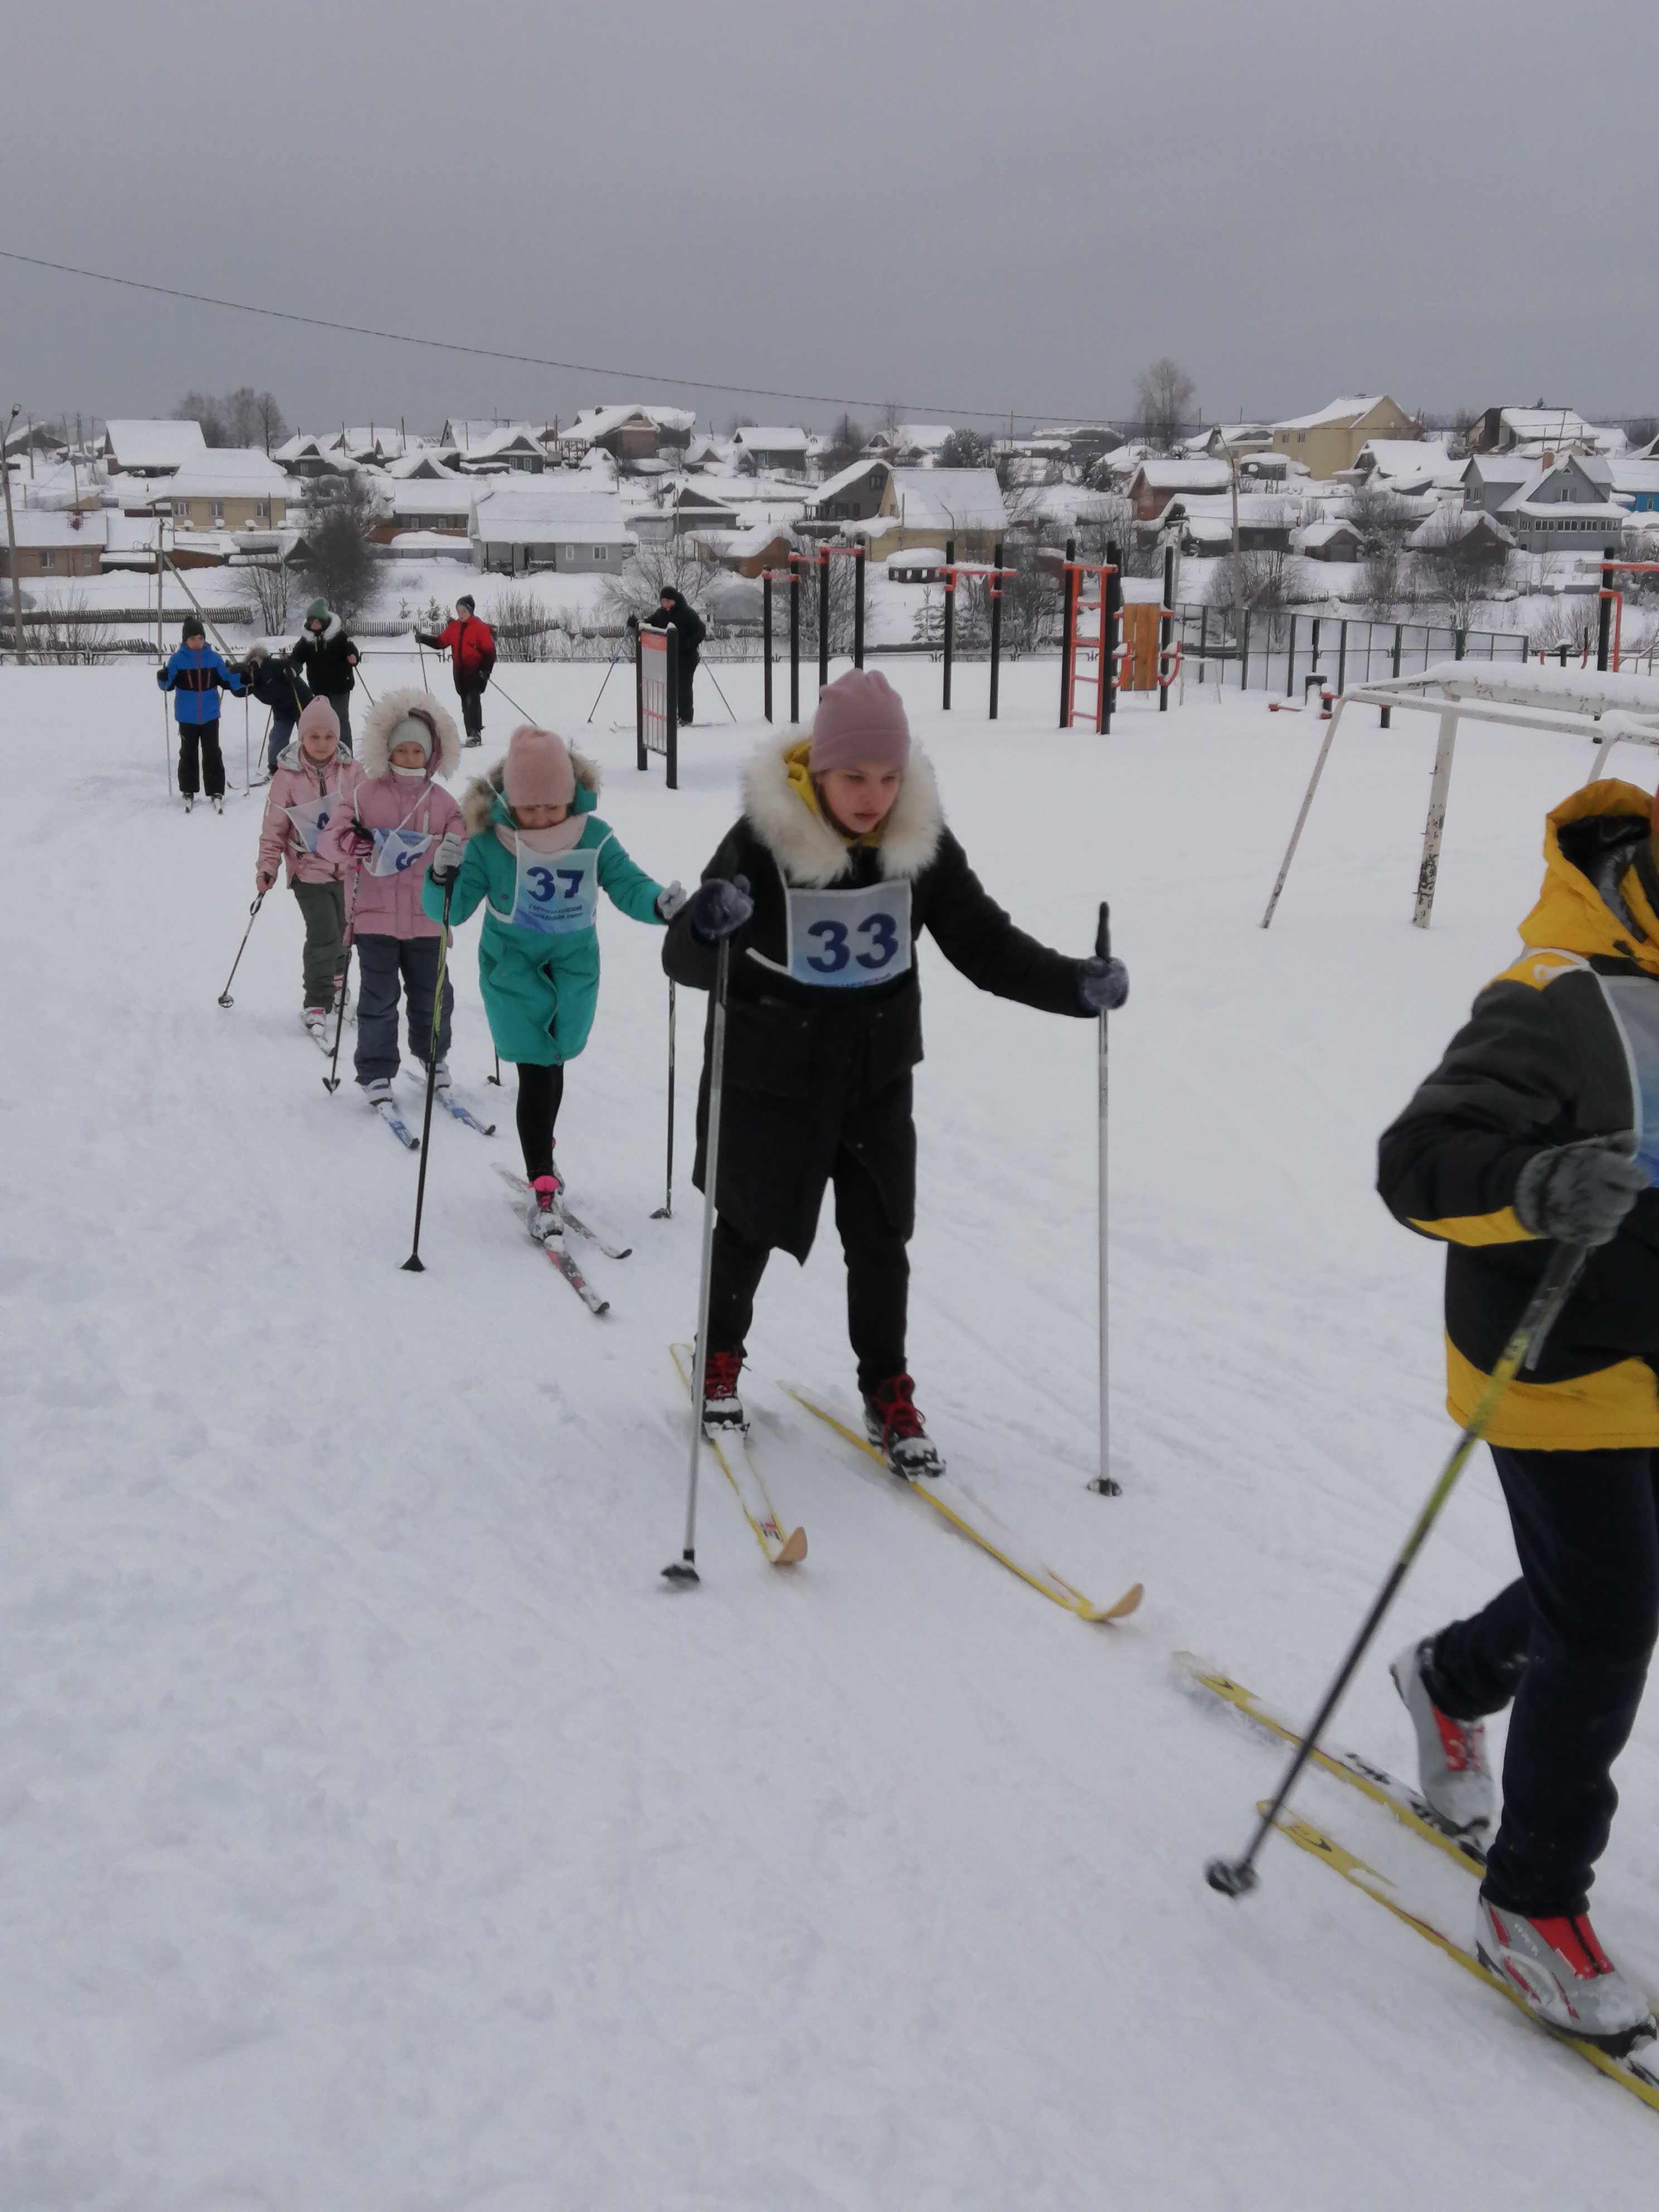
[703,662,738,723]
[1088,901,1120,1495]
[488,1049,502,1088]
[217,891,265,1007]
[323,864,362,1095]
[586,633,627,724]
[663,937,732,1585]
[355,663,375,707]
[1206,1237,1589,1899]
[651,979,676,1219]
[402,879,456,1273]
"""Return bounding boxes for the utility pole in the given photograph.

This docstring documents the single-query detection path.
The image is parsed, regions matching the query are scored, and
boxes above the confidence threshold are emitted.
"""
[3,406,25,664]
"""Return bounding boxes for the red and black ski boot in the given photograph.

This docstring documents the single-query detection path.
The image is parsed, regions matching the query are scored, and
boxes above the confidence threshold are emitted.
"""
[700,1349,746,1433]
[862,1374,944,1479]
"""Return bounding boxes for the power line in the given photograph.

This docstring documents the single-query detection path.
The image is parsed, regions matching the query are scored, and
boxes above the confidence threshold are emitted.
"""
[0,246,1107,428]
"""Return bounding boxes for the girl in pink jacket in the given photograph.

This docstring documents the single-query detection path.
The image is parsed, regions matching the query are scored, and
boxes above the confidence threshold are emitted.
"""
[318,690,463,1104]
[256,697,361,1035]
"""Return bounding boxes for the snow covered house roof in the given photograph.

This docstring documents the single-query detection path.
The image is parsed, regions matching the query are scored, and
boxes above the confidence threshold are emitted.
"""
[468,483,638,546]
[102,419,208,476]
[888,467,1006,533]
[1496,454,1616,513]
[812,457,894,507]
[157,449,293,502]
[731,426,810,460]
[1355,438,1461,492]
[1129,458,1233,492]
[4,508,110,549]
[893,424,953,458]
[1273,395,1398,434]
[382,452,462,481]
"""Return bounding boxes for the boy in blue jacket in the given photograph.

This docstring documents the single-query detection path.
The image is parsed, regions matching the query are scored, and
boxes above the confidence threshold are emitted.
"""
[157,617,245,811]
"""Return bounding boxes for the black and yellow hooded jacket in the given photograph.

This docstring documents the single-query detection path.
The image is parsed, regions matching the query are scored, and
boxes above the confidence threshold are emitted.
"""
[1378,780,1659,1449]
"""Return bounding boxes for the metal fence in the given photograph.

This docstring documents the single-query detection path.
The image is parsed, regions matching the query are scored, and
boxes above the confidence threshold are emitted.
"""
[1171,607,1534,696]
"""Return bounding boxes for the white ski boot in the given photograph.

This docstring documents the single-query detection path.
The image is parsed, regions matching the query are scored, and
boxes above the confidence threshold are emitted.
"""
[362,1076,392,1106]
[302,1007,330,1042]
[1476,1896,1657,2052]
[183,793,195,812]
[211,794,224,814]
[419,1057,452,1092]
[1391,1636,1497,1839]
[524,1173,564,1243]
[864,1374,945,1479]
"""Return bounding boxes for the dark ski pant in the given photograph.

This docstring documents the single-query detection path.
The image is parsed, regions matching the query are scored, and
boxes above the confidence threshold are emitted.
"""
[515,1061,565,1180]
[177,716,225,797]
[706,1148,907,1394]
[679,661,696,724]
[1426,1444,1659,1916]
[353,933,452,1086]
[458,681,485,743]
[266,712,297,774]
[291,878,346,1010]
[328,692,354,755]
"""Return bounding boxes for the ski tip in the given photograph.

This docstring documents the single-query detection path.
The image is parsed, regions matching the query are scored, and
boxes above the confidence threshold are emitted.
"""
[1082,1580,1143,1623]
[774,1526,808,1566]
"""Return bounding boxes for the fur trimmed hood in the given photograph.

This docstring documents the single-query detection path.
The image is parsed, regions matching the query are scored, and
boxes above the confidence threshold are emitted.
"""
[739,732,944,887]
[459,748,601,837]
[359,688,461,780]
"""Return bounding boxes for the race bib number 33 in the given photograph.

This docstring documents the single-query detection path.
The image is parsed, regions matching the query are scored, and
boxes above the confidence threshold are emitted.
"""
[786,881,913,989]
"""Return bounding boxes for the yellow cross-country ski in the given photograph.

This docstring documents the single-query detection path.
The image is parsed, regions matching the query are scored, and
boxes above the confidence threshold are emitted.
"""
[671,1346,807,1567]
[782,1382,1141,1623]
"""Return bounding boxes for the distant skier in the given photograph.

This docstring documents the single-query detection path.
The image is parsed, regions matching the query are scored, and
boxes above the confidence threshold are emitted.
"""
[157,615,244,812]
[317,692,463,1106]
[242,642,313,778]
[643,585,705,724]
[1379,776,1659,2055]
[290,599,361,754]
[422,725,685,1238]
[661,667,1127,1471]
[255,697,360,1039]
[415,593,496,748]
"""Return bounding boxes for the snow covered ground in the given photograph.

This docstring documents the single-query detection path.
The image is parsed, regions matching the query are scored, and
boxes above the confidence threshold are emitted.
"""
[5,655,1659,2204]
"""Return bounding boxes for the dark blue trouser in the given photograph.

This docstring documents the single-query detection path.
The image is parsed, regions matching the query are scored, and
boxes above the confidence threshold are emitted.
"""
[266,713,297,773]
[1427,1445,1659,1915]
[353,934,452,1086]
[328,692,353,755]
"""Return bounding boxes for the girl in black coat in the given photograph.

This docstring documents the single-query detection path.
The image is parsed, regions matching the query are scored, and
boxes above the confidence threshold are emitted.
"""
[662,668,1127,1475]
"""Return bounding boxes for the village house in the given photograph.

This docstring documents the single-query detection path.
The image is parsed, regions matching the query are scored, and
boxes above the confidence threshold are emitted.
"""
[804,458,892,526]
[468,482,637,574]
[1469,405,1608,455]
[371,474,473,544]
[1126,457,1233,521]
[156,448,292,532]
[101,419,208,478]
[438,424,547,475]
[731,426,811,474]
[1485,453,1628,551]
[1270,396,1417,479]
[0,507,109,579]
[272,433,357,481]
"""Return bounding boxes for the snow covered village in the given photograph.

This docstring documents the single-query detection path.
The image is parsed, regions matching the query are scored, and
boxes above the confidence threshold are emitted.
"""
[8,5,1659,2205]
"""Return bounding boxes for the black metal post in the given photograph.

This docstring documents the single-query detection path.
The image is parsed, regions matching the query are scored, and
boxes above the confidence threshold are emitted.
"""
[1240,609,1251,690]
[1336,618,1348,697]
[789,557,801,723]
[1598,547,1618,672]
[1158,543,1175,714]
[1103,541,1122,734]
[818,552,830,691]
[853,547,865,670]
[1060,535,1076,727]
[1380,622,1402,729]
[988,536,1004,721]
[1198,604,1209,682]
[635,625,646,769]
[763,574,773,722]
[664,626,678,791]
[1454,627,1466,663]
[1286,612,1298,700]
[942,536,955,710]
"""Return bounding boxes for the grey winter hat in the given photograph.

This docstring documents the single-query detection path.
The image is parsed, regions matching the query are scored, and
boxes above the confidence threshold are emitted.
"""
[387,709,436,762]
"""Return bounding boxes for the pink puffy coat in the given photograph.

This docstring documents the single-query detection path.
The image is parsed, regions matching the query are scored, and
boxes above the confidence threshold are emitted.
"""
[257,742,361,887]
[316,688,463,939]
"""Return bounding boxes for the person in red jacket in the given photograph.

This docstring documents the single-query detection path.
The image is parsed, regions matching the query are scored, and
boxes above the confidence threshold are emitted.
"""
[416,594,496,748]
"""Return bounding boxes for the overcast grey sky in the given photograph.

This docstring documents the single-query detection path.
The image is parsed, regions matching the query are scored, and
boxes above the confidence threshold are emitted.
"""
[3,0,1655,438]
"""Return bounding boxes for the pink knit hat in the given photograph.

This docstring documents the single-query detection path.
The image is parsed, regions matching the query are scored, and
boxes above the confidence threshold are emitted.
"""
[809,668,911,775]
[503,725,576,811]
[295,696,339,747]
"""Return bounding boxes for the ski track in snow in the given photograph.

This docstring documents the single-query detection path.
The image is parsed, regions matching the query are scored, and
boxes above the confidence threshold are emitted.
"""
[4,657,1659,2204]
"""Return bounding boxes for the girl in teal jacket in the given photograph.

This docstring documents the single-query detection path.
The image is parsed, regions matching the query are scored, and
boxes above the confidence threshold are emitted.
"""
[423,725,684,1233]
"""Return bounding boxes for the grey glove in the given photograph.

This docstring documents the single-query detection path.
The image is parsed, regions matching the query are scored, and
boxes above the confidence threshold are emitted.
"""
[429,830,467,886]
[655,879,689,921]
[1077,955,1129,1013]
[688,875,754,943]
[1514,1136,1648,1246]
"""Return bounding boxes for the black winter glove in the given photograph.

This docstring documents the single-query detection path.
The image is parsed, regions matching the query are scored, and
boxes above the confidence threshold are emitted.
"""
[1076,955,1129,1013]
[688,875,753,943]
[1514,1136,1648,1246]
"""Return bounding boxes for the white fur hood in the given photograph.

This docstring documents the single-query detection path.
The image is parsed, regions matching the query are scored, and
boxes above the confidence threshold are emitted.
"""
[739,733,944,886]
[459,749,602,837]
[358,688,462,780]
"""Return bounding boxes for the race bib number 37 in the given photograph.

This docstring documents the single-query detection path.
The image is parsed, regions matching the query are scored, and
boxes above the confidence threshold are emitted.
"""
[786,881,913,989]
[507,845,600,935]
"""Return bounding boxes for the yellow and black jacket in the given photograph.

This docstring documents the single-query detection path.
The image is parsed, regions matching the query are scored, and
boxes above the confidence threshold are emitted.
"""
[1379,780,1659,1449]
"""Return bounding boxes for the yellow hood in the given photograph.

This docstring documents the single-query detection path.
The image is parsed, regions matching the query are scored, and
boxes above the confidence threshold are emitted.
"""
[783,737,886,848]
[1517,779,1659,976]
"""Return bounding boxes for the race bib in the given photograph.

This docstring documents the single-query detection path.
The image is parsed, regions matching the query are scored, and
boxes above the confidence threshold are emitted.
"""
[1597,976,1659,1182]
[786,881,913,989]
[506,844,600,935]
[370,826,435,877]
[284,789,337,855]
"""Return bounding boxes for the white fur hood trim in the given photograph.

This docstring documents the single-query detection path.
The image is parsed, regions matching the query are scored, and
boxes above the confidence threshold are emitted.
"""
[739,732,944,887]
[459,748,601,837]
[359,688,462,780]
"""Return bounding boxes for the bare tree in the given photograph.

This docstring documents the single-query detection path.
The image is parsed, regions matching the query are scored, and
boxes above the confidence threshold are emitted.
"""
[817,413,866,477]
[1414,505,1512,632]
[599,538,709,627]
[249,557,291,634]
[173,386,287,450]
[297,474,376,622]
[1134,358,1197,453]
[940,428,995,469]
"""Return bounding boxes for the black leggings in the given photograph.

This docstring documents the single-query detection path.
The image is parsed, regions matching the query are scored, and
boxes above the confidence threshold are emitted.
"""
[706,1148,908,1393]
[1427,1444,1659,1915]
[516,1062,565,1179]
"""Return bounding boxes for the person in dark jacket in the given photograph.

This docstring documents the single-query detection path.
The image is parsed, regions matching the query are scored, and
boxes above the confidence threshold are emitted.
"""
[643,585,705,724]
[243,642,313,777]
[290,599,361,753]
[415,593,495,748]
[1376,777,1659,2054]
[157,617,245,811]
[662,667,1127,1474]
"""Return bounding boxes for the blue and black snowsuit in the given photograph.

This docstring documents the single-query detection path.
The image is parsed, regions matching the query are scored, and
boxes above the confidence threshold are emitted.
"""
[158,641,245,798]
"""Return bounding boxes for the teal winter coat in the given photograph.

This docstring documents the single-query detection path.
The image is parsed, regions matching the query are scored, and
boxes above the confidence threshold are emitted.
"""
[423,757,666,1065]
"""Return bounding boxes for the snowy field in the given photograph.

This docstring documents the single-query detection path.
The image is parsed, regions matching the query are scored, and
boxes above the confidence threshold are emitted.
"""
[6,653,1659,2205]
